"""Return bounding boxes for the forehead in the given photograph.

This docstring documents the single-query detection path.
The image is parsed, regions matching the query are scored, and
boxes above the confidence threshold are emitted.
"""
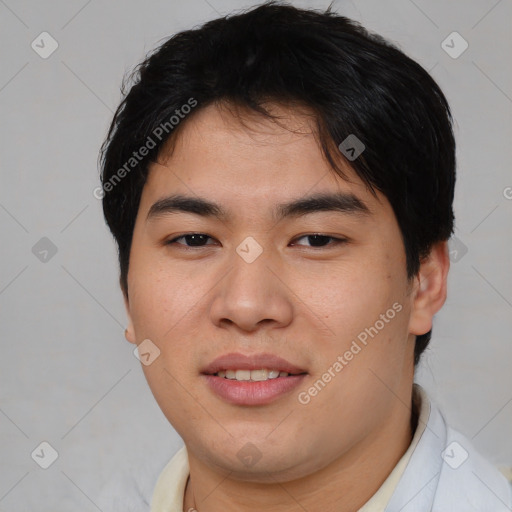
[172,100,322,148]
[140,102,384,219]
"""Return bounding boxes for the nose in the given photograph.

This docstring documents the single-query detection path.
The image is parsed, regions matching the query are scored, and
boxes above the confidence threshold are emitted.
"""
[209,245,294,333]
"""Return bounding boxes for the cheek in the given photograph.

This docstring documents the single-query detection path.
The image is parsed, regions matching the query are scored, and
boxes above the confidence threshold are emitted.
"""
[301,258,401,337]
[128,253,207,337]
[299,254,411,390]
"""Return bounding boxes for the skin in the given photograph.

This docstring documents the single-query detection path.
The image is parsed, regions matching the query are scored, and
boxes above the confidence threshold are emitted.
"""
[123,101,450,512]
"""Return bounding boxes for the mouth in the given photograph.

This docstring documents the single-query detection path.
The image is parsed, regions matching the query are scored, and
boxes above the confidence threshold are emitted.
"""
[200,352,308,406]
[201,351,308,378]
[209,369,307,381]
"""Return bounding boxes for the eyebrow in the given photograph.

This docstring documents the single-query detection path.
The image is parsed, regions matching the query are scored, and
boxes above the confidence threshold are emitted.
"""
[146,192,371,223]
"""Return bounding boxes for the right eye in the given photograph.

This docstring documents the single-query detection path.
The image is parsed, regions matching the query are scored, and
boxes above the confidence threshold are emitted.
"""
[165,233,218,248]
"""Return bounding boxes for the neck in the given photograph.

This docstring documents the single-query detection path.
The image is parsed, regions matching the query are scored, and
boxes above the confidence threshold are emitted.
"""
[183,387,416,512]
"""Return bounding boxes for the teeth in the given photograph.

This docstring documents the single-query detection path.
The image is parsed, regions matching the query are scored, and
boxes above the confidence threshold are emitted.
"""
[216,369,288,381]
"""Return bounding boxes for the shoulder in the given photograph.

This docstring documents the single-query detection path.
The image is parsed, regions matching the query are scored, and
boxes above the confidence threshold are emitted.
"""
[399,385,512,511]
[434,412,512,510]
[96,445,188,512]
[96,460,163,512]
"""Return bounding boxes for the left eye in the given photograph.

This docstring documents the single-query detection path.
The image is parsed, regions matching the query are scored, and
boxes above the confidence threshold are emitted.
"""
[166,233,346,248]
[292,234,347,248]
[166,234,216,247]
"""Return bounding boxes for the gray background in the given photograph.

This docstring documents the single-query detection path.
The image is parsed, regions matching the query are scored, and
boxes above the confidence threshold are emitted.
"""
[1,0,511,510]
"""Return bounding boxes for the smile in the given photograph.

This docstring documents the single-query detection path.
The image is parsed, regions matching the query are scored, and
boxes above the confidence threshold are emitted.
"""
[215,369,303,381]
[203,373,308,406]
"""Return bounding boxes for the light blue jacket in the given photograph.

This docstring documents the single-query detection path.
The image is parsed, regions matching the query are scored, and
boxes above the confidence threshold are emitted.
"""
[385,389,512,511]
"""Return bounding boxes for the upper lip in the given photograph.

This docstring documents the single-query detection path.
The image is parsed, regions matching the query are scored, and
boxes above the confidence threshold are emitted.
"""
[201,352,308,375]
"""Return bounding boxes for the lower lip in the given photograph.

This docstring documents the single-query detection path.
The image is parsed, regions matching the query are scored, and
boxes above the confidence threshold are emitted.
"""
[202,374,307,406]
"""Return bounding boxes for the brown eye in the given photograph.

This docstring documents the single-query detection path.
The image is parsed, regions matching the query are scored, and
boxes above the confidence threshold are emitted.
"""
[166,233,216,247]
[292,234,347,248]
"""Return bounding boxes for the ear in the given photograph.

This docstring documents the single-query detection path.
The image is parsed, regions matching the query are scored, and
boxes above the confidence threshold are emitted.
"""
[123,292,137,345]
[408,240,450,336]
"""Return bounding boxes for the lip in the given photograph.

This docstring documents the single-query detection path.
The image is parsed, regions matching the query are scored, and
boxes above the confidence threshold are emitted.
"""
[201,352,307,375]
[202,374,308,406]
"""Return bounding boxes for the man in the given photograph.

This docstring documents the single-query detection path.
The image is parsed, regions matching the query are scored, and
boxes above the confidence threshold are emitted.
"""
[98,1,512,510]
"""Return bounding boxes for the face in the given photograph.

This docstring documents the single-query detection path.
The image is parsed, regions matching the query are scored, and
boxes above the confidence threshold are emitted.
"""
[123,102,442,482]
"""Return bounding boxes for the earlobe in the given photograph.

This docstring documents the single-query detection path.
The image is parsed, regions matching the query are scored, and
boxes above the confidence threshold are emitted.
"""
[123,293,137,345]
[408,241,450,336]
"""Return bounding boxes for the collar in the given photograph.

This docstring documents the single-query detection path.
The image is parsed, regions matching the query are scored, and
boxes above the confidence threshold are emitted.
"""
[357,383,426,511]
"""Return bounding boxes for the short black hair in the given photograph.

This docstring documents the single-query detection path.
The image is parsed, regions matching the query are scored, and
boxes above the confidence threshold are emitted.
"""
[99,0,456,367]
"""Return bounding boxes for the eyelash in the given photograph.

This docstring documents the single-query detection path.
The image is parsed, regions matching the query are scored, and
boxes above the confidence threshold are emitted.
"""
[165,233,348,250]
